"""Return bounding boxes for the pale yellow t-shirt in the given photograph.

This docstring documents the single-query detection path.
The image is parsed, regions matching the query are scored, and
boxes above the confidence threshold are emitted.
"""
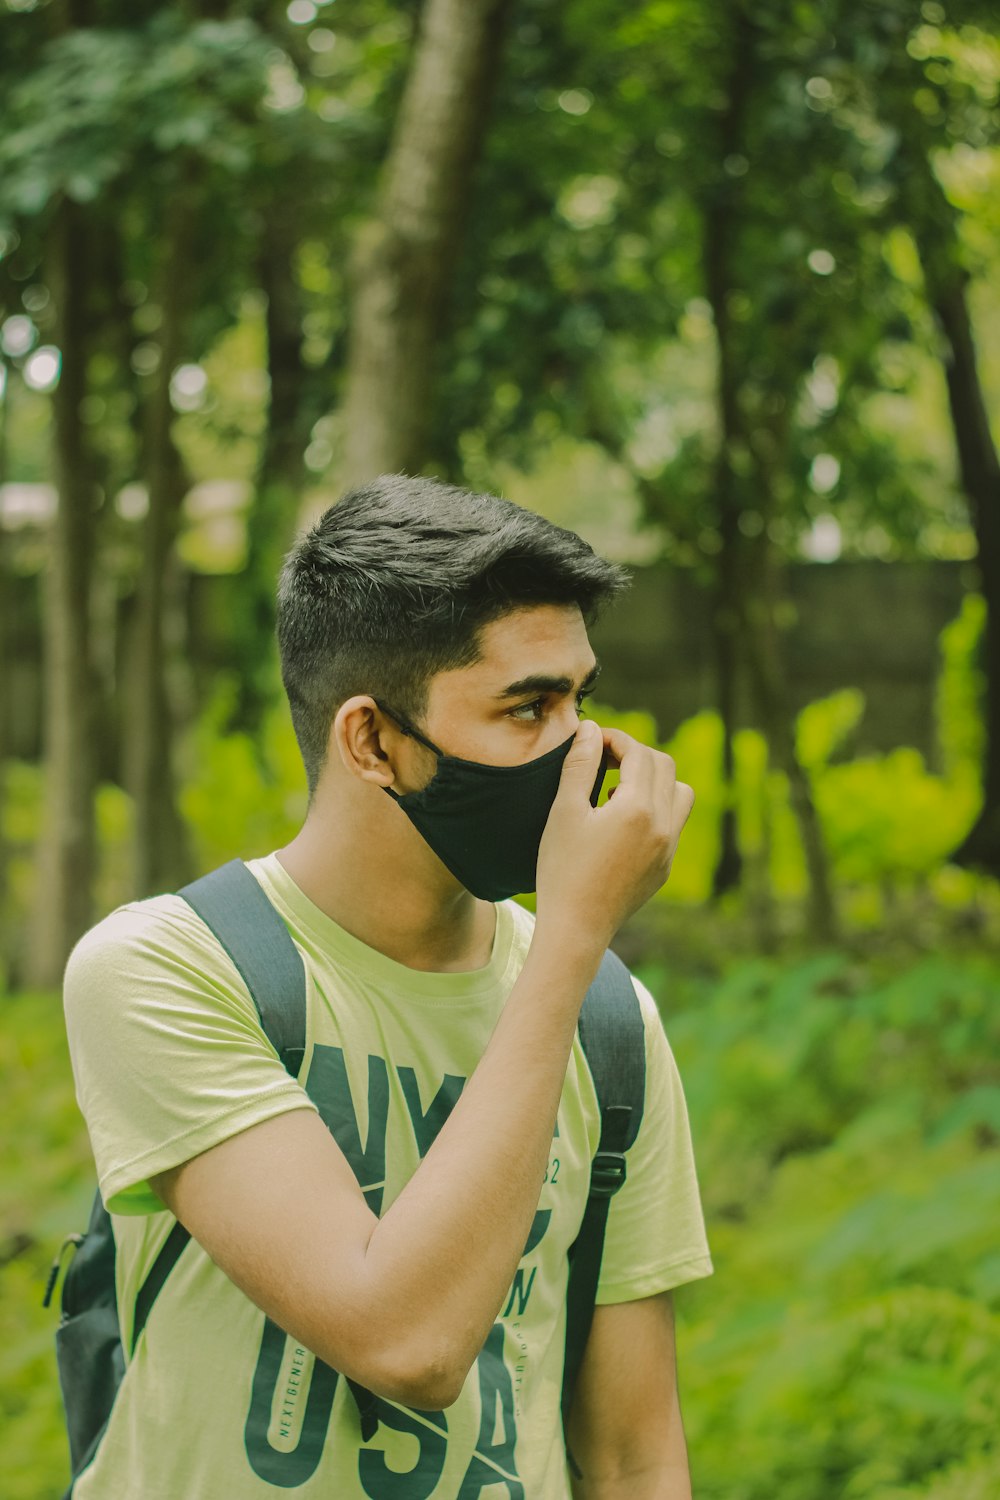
[63,853,712,1500]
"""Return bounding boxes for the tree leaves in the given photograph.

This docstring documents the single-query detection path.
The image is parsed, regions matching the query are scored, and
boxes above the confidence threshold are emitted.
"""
[0,19,273,220]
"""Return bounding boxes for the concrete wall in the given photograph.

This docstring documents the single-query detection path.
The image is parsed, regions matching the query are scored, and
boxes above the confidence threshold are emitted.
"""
[588,559,975,768]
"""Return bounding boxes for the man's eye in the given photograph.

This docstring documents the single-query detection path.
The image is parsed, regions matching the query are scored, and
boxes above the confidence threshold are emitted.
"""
[509,698,546,722]
[509,689,592,724]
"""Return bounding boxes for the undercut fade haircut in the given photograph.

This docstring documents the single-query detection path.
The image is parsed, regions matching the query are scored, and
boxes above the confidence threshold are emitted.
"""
[276,474,630,798]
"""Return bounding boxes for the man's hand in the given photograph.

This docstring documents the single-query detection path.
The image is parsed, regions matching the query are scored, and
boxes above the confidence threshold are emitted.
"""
[536,722,695,950]
[566,1292,692,1500]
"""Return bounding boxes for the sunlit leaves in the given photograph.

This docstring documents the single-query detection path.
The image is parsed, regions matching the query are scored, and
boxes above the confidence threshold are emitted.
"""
[0,19,274,218]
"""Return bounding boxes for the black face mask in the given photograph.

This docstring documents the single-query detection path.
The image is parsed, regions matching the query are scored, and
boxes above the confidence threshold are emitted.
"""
[378,704,607,902]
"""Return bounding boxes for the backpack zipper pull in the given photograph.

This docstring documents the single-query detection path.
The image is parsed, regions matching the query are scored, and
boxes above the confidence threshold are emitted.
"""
[42,1233,85,1309]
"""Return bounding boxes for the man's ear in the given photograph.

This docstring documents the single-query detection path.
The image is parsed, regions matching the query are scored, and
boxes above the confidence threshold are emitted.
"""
[331,697,398,786]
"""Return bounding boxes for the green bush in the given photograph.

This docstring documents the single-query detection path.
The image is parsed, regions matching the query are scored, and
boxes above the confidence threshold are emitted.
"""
[178,684,307,871]
[935,593,986,780]
[590,682,985,918]
[661,951,1000,1500]
[0,763,134,985]
[0,991,94,1500]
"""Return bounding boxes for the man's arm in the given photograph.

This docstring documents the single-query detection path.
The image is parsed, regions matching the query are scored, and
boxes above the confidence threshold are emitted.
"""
[566,1293,692,1500]
[152,931,601,1411]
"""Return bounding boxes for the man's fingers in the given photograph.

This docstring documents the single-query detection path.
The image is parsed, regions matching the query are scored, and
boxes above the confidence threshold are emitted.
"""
[673,780,695,834]
[598,726,686,813]
[556,719,606,802]
[585,724,693,846]
[537,723,695,941]
[596,726,655,794]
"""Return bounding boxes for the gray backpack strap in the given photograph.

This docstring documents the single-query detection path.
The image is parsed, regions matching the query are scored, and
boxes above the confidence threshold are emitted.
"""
[178,858,307,1078]
[177,860,382,1438]
[122,862,309,1364]
[123,861,308,1347]
[561,947,646,1450]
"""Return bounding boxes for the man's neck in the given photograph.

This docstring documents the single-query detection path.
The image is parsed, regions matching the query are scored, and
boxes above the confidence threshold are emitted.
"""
[276,785,497,974]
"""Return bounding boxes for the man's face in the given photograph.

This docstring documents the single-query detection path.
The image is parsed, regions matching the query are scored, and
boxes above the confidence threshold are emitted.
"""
[418,603,600,768]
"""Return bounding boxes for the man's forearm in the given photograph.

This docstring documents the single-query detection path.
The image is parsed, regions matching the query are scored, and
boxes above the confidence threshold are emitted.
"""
[360,923,604,1398]
[566,1295,693,1500]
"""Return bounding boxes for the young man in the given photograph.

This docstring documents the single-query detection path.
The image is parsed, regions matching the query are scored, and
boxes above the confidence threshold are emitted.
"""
[64,475,712,1499]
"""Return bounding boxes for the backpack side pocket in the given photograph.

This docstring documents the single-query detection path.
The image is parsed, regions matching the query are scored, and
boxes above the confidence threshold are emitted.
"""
[56,1302,125,1476]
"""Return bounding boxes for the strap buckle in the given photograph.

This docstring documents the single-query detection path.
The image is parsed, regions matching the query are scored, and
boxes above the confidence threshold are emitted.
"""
[589,1150,627,1200]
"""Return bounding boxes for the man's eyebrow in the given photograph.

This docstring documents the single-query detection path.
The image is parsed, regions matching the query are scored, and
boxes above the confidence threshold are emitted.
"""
[495,660,602,700]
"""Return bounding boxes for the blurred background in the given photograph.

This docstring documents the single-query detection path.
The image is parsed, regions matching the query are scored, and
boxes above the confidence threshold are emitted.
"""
[1,0,999,1495]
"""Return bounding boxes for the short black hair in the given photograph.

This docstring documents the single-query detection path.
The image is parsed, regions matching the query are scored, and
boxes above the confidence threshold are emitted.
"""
[276,474,629,797]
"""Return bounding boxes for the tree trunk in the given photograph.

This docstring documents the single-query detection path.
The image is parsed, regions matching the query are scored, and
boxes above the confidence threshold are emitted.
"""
[27,199,99,986]
[886,98,1000,876]
[701,9,838,937]
[343,0,514,484]
[230,210,311,735]
[0,360,11,974]
[743,532,838,944]
[701,10,755,901]
[741,395,839,943]
[125,204,192,897]
[709,516,744,901]
[87,211,136,787]
[923,272,1000,875]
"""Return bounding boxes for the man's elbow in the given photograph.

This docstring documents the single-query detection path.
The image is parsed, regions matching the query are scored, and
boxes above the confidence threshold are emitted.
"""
[335,1327,471,1412]
[377,1357,466,1412]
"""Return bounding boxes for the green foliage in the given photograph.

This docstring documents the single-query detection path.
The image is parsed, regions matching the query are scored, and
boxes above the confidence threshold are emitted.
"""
[0,18,274,217]
[815,745,979,887]
[0,763,45,978]
[789,683,980,889]
[178,684,307,871]
[660,950,1000,1500]
[2,5,997,1483]
[796,688,866,771]
[433,0,997,571]
[935,592,987,779]
[876,1449,1000,1500]
[0,763,134,986]
[0,990,93,1500]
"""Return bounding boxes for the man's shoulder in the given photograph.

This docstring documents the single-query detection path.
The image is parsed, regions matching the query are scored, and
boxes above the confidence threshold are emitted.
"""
[624,971,662,1030]
[64,890,235,997]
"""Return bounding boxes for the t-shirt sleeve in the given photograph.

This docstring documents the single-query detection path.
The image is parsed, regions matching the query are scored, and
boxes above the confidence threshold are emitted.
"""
[595,976,713,1304]
[63,896,318,1216]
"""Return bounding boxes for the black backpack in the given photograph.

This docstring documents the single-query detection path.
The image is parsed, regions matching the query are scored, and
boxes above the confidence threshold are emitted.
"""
[46,858,646,1492]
